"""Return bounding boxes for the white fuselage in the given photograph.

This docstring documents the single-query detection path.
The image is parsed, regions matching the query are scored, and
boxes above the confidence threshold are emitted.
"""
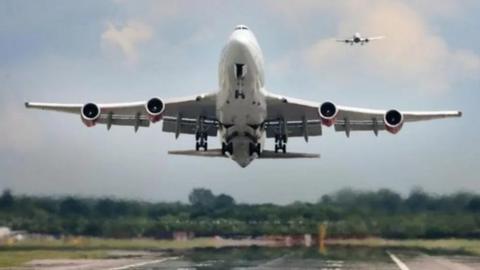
[216,27,267,167]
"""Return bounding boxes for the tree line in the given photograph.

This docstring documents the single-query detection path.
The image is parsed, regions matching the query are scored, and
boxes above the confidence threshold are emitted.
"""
[1,187,480,239]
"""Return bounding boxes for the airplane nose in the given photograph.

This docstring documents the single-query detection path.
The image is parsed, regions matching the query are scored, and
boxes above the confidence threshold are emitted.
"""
[229,35,250,51]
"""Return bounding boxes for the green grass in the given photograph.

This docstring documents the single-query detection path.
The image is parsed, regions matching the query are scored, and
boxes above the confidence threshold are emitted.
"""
[0,237,217,267]
[326,238,480,255]
[0,250,107,268]
[4,237,216,251]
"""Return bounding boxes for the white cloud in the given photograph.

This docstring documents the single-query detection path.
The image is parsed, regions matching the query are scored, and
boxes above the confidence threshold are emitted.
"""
[267,0,480,94]
[101,21,153,64]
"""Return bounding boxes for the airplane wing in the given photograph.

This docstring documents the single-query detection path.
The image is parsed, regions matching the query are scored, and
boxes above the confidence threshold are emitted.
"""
[265,93,461,140]
[336,39,351,43]
[366,36,385,41]
[25,93,218,135]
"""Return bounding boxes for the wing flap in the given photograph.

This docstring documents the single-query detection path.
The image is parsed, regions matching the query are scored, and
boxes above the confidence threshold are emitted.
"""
[162,118,218,137]
[266,120,322,138]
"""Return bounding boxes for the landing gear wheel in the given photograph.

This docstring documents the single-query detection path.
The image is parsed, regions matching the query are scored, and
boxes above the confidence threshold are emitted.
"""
[195,132,208,151]
[249,143,261,156]
[282,144,286,153]
[222,142,233,155]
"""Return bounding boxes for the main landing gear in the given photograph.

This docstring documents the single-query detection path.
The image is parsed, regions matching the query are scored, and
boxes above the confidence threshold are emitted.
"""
[222,142,233,155]
[195,132,208,151]
[249,142,261,156]
[274,134,287,153]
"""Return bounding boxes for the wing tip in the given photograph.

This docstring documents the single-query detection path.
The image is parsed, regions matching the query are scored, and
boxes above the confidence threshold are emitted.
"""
[25,102,30,108]
[458,111,462,117]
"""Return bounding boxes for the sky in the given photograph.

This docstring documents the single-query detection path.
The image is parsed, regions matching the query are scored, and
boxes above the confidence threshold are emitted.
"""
[0,0,479,204]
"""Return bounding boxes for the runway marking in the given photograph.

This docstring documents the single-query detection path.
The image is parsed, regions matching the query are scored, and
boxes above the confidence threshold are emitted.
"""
[107,256,179,270]
[387,251,410,270]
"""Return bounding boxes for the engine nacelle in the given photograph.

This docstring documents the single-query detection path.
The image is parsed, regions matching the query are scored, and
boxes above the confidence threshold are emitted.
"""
[319,101,338,126]
[145,97,165,123]
[81,103,101,127]
[384,109,404,134]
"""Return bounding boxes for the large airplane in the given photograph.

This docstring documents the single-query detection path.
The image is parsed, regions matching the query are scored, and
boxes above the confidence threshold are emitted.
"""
[337,32,385,45]
[26,25,461,167]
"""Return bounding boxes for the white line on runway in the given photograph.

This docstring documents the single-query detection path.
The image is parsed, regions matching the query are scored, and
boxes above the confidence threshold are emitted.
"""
[387,251,410,270]
[107,256,179,270]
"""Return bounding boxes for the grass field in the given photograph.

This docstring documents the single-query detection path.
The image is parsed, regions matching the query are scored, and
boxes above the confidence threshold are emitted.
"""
[0,250,107,268]
[0,237,216,267]
[2,237,480,267]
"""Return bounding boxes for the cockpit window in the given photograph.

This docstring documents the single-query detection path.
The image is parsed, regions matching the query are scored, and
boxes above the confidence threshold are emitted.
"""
[234,25,249,30]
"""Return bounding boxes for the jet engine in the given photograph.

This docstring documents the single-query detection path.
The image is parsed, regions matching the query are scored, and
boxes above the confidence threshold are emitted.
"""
[384,109,404,134]
[145,97,165,123]
[319,101,338,126]
[81,103,101,127]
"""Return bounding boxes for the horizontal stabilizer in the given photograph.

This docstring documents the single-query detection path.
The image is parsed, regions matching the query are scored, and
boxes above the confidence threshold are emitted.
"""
[168,149,319,159]
[259,150,319,159]
[169,149,225,158]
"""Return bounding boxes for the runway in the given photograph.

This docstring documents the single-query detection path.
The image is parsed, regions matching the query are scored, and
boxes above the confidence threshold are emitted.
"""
[16,247,480,269]
[127,247,480,270]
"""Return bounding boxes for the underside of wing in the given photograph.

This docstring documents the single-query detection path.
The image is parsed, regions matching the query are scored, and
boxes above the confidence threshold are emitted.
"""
[367,36,385,41]
[25,93,218,134]
[333,106,461,136]
[265,92,462,139]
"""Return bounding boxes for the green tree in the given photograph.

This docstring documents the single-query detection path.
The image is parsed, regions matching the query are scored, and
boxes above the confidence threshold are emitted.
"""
[0,189,14,209]
[189,188,215,208]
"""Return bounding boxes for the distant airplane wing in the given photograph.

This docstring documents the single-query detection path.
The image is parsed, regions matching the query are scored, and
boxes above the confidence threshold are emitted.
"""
[265,93,462,138]
[366,36,385,41]
[25,92,218,134]
[336,39,351,43]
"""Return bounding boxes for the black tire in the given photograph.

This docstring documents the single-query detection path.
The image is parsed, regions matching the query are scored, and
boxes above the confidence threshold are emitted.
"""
[204,142,208,151]
[282,144,286,153]
[256,143,261,155]
[275,144,279,153]
[228,143,233,155]
[195,142,200,151]
[221,143,226,155]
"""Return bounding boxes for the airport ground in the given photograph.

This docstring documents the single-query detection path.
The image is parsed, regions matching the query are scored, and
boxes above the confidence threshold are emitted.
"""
[3,237,480,269]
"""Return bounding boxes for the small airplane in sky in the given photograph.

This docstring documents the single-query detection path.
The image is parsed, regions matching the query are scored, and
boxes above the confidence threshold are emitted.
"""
[337,32,385,45]
[26,25,461,167]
